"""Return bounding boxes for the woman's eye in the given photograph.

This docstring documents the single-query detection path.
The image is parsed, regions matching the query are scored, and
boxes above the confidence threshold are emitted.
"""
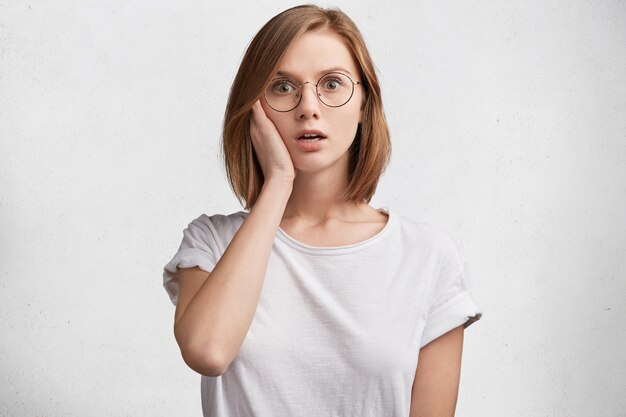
[323,78,342,90]
[272,81,295,94]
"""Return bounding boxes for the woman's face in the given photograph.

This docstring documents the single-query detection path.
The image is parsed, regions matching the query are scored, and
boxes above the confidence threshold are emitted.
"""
[260,29,364,175]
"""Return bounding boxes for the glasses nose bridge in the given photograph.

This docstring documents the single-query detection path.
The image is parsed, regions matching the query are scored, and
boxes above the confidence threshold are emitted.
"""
[297,80,321,104]
[298,80,318,93]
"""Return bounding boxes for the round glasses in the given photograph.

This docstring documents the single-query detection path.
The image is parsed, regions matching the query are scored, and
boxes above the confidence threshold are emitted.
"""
[264,71,361,112]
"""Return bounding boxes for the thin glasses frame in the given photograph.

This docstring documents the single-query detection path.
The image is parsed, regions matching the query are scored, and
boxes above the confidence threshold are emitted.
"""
[263,71,361,112]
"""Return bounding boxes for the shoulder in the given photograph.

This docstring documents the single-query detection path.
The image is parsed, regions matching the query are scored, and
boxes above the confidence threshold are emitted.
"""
[191,210,247,230]
[394,214,469,300]
[393,212,463,258]
[185,210,248,247]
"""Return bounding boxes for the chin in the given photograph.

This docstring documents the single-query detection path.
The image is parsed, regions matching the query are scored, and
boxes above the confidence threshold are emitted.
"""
[293,152,351,174]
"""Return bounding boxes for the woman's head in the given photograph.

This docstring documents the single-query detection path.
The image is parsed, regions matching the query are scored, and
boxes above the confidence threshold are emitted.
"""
[221,4,391,209]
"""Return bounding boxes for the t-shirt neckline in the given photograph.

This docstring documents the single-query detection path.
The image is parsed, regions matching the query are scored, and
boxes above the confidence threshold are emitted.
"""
[262,207,397,255]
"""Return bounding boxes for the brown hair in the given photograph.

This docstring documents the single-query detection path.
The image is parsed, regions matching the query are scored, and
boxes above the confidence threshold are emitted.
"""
[220,4,391,209]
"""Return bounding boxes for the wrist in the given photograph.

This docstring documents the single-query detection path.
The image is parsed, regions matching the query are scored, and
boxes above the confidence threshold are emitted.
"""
[264,175,294,190]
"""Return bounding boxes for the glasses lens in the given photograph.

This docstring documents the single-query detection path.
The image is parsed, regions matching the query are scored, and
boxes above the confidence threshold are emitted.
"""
[317,73,354,107]
[265,78,300,112]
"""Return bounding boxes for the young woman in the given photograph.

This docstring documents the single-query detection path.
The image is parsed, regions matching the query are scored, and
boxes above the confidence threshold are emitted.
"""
[163,4,482,417]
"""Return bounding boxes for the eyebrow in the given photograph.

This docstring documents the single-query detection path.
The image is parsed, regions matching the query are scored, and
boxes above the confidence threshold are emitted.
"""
[275,67,353,78]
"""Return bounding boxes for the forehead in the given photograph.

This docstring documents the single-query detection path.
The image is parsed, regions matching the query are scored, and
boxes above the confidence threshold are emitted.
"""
[275,29,359,79]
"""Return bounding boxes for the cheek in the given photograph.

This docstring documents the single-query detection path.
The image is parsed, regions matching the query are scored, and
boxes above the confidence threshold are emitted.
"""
[335,105,361,133]
[259,105,291,140]
[344,93,363,119]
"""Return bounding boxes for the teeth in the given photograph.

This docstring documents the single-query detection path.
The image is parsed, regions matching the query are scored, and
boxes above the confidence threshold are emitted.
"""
[303,133,321,138]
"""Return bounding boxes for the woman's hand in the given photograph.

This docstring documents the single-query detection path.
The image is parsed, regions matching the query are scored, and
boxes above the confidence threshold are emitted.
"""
[249,99,295,183]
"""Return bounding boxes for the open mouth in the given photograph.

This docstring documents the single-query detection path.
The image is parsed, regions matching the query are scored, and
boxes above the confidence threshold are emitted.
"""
[297,135,325,142]
[297,131,328,142]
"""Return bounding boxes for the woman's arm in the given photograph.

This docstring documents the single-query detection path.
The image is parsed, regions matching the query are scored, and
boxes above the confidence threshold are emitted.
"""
[174,100,295,377]
[410,325,465,417]
[173,178,293,377]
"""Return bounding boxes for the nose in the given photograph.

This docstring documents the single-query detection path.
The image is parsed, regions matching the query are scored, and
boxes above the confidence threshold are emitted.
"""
[296,81,321,119]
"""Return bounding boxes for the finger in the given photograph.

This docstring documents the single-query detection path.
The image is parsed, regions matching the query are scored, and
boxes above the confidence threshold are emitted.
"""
[253,99,269,121]
[249,100,260,125]
[258,100,272,120]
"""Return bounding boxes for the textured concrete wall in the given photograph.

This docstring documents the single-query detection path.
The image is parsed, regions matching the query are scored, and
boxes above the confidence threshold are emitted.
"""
[1,1,625,416]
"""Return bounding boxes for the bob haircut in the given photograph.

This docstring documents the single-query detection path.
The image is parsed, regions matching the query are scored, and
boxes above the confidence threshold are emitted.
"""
[220,4,391,210]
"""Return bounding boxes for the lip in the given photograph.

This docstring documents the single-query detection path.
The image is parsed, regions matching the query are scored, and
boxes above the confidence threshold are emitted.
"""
[295,137,325,152]
[295,129,327,140]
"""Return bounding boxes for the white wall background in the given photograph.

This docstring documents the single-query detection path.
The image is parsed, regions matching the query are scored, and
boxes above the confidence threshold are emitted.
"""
[1,1,625,416]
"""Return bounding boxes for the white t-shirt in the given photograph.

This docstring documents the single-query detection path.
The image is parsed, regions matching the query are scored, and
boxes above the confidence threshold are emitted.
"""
[163,207,482,417]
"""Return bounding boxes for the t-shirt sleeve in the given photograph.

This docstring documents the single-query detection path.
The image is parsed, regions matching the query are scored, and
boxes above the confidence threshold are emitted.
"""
[420,236,483,349]
[162,215,219,306]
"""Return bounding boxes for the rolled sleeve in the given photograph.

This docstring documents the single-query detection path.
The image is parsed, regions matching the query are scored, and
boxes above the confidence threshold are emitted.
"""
[163,217,218,306]
[420,233,483,349]
[420,266,482,348]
